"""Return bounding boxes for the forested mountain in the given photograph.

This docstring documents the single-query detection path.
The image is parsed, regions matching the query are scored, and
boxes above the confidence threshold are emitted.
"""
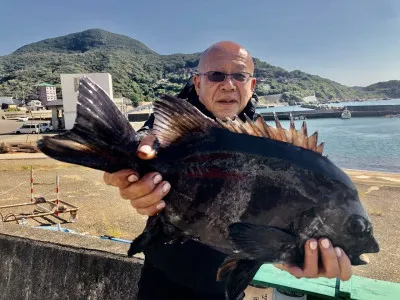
[363,80,400,99]
[0,28,386,106]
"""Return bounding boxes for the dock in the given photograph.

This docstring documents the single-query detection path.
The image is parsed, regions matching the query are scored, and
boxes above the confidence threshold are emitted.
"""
[259,104,400,121]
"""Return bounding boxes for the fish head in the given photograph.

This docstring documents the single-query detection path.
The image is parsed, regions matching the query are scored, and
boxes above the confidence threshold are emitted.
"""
[330,190,380,265]
[341,213,380,265]
[298,192,379,266]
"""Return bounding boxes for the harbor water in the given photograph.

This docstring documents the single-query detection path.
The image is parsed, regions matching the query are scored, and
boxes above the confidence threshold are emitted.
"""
[256,99,400,173]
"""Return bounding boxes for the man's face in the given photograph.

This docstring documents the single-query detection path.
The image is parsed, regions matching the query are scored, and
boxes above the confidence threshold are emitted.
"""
[193,48,256,120]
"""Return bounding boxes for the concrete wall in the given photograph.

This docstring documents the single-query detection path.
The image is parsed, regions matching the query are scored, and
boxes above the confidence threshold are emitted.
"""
[0,224,144,300]
[128,113,151,122]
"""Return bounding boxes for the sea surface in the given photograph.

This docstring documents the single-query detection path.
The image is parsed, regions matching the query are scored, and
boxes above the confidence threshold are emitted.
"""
[256,99,400,173]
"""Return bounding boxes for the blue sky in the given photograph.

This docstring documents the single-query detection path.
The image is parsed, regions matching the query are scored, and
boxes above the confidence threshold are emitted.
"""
[1,0,399,86]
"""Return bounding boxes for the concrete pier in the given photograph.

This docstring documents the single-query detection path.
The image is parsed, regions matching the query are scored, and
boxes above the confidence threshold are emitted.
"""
[260,104,400,120]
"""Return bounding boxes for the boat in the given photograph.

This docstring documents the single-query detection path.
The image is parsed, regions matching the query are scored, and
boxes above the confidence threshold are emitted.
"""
[341,107,351,119]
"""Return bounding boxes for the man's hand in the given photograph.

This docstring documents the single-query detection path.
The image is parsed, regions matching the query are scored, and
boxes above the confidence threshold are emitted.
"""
[103,135,170,216]
[274,238,352,281]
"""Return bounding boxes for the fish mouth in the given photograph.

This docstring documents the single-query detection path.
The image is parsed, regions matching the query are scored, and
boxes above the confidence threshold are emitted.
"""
[350,253,370,265]
[348,238,380,265]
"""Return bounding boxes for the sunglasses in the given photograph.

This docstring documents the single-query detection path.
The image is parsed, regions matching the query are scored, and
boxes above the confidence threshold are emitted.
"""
[197,71,252,83]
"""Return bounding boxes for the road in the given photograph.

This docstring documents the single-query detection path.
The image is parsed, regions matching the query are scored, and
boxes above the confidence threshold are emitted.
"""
[0,120,26,134]
[0,119,146,144]
[0,119,50,144]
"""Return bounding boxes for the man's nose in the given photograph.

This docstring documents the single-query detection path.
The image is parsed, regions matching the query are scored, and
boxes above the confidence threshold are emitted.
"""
[221,76,236,91]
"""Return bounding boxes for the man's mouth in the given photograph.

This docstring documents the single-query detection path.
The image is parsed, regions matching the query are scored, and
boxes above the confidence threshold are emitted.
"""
[217,100,237,105]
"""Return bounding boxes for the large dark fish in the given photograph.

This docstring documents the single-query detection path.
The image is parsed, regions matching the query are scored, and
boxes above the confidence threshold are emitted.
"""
[37,77,379,300]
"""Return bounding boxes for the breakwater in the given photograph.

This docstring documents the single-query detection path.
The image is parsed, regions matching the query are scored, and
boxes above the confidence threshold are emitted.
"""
[127,104,400,123]
[260,104,400,121]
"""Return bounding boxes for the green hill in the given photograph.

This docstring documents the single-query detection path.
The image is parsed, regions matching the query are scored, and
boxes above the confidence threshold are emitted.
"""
[13,28,157,55]
[363,80,400,99]
[0,28,385,106]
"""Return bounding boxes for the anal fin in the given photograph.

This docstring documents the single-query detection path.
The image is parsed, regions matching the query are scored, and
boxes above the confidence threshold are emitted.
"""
[127,216,162,257]
[217,256,262,300]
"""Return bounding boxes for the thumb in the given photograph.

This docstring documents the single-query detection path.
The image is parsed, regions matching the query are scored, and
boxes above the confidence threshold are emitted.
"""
[136,135,157,160]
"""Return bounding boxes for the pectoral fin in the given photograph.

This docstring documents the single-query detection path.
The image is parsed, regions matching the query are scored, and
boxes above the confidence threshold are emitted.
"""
[228,222,297,262]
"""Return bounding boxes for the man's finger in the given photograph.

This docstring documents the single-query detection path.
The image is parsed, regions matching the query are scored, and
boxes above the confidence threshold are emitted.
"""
[336,247,352,281]
[319,238,340,279]
[103,169,138,188]
[302,239,319,278]
[137,135,157,160]
[273,264,304,278]
[136,200,166,216]
[119,172,162,200]
[131,181,171,209]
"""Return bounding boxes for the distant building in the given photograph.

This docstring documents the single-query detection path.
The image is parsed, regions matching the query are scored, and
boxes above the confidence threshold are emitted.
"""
[26,99,44,111]
[0,96,14,103]
[60,73,113,130]
[113,97,133,115]
[44,99,64,130]
[0,97,23,110]
[34,83,57,104]
[302,95,318,103]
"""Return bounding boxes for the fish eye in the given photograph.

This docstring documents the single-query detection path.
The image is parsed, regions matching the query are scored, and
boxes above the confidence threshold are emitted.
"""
[347,215,370,237]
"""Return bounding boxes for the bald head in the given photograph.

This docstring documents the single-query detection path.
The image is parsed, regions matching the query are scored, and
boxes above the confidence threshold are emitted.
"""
[193,41,257,120]
[197,41,254,74]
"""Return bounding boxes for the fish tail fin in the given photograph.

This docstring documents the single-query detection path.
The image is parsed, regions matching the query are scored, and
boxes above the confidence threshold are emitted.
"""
[217,256,262,300]
[37,76,140,173]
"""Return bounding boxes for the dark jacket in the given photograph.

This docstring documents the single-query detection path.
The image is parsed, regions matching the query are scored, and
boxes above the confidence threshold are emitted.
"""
[137,78,259,294]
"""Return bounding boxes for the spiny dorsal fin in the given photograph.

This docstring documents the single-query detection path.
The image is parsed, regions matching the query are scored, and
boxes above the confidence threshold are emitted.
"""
[152,95,325,154]
[152,94,220,147]
[217,113,325,154]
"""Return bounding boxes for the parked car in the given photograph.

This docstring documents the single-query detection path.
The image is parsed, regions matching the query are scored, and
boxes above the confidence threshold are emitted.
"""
[38,122,54,132]
[15,124,41,134]
[17,116,29,122]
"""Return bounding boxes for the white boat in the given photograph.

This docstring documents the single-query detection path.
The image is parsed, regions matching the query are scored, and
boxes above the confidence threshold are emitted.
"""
[341,107,351,119]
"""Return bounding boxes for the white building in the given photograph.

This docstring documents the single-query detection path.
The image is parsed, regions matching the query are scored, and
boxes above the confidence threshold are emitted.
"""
[302,95,318,103]
[34,83,57,104]
[27,100,44,111]
[60,73,113,130]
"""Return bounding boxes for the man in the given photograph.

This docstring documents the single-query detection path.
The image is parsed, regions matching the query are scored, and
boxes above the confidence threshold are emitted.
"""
[104,41,352,299]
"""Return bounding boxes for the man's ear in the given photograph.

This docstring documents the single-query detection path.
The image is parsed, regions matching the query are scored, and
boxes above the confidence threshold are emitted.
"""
[193,74,201,94]
[250,77,257,93]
